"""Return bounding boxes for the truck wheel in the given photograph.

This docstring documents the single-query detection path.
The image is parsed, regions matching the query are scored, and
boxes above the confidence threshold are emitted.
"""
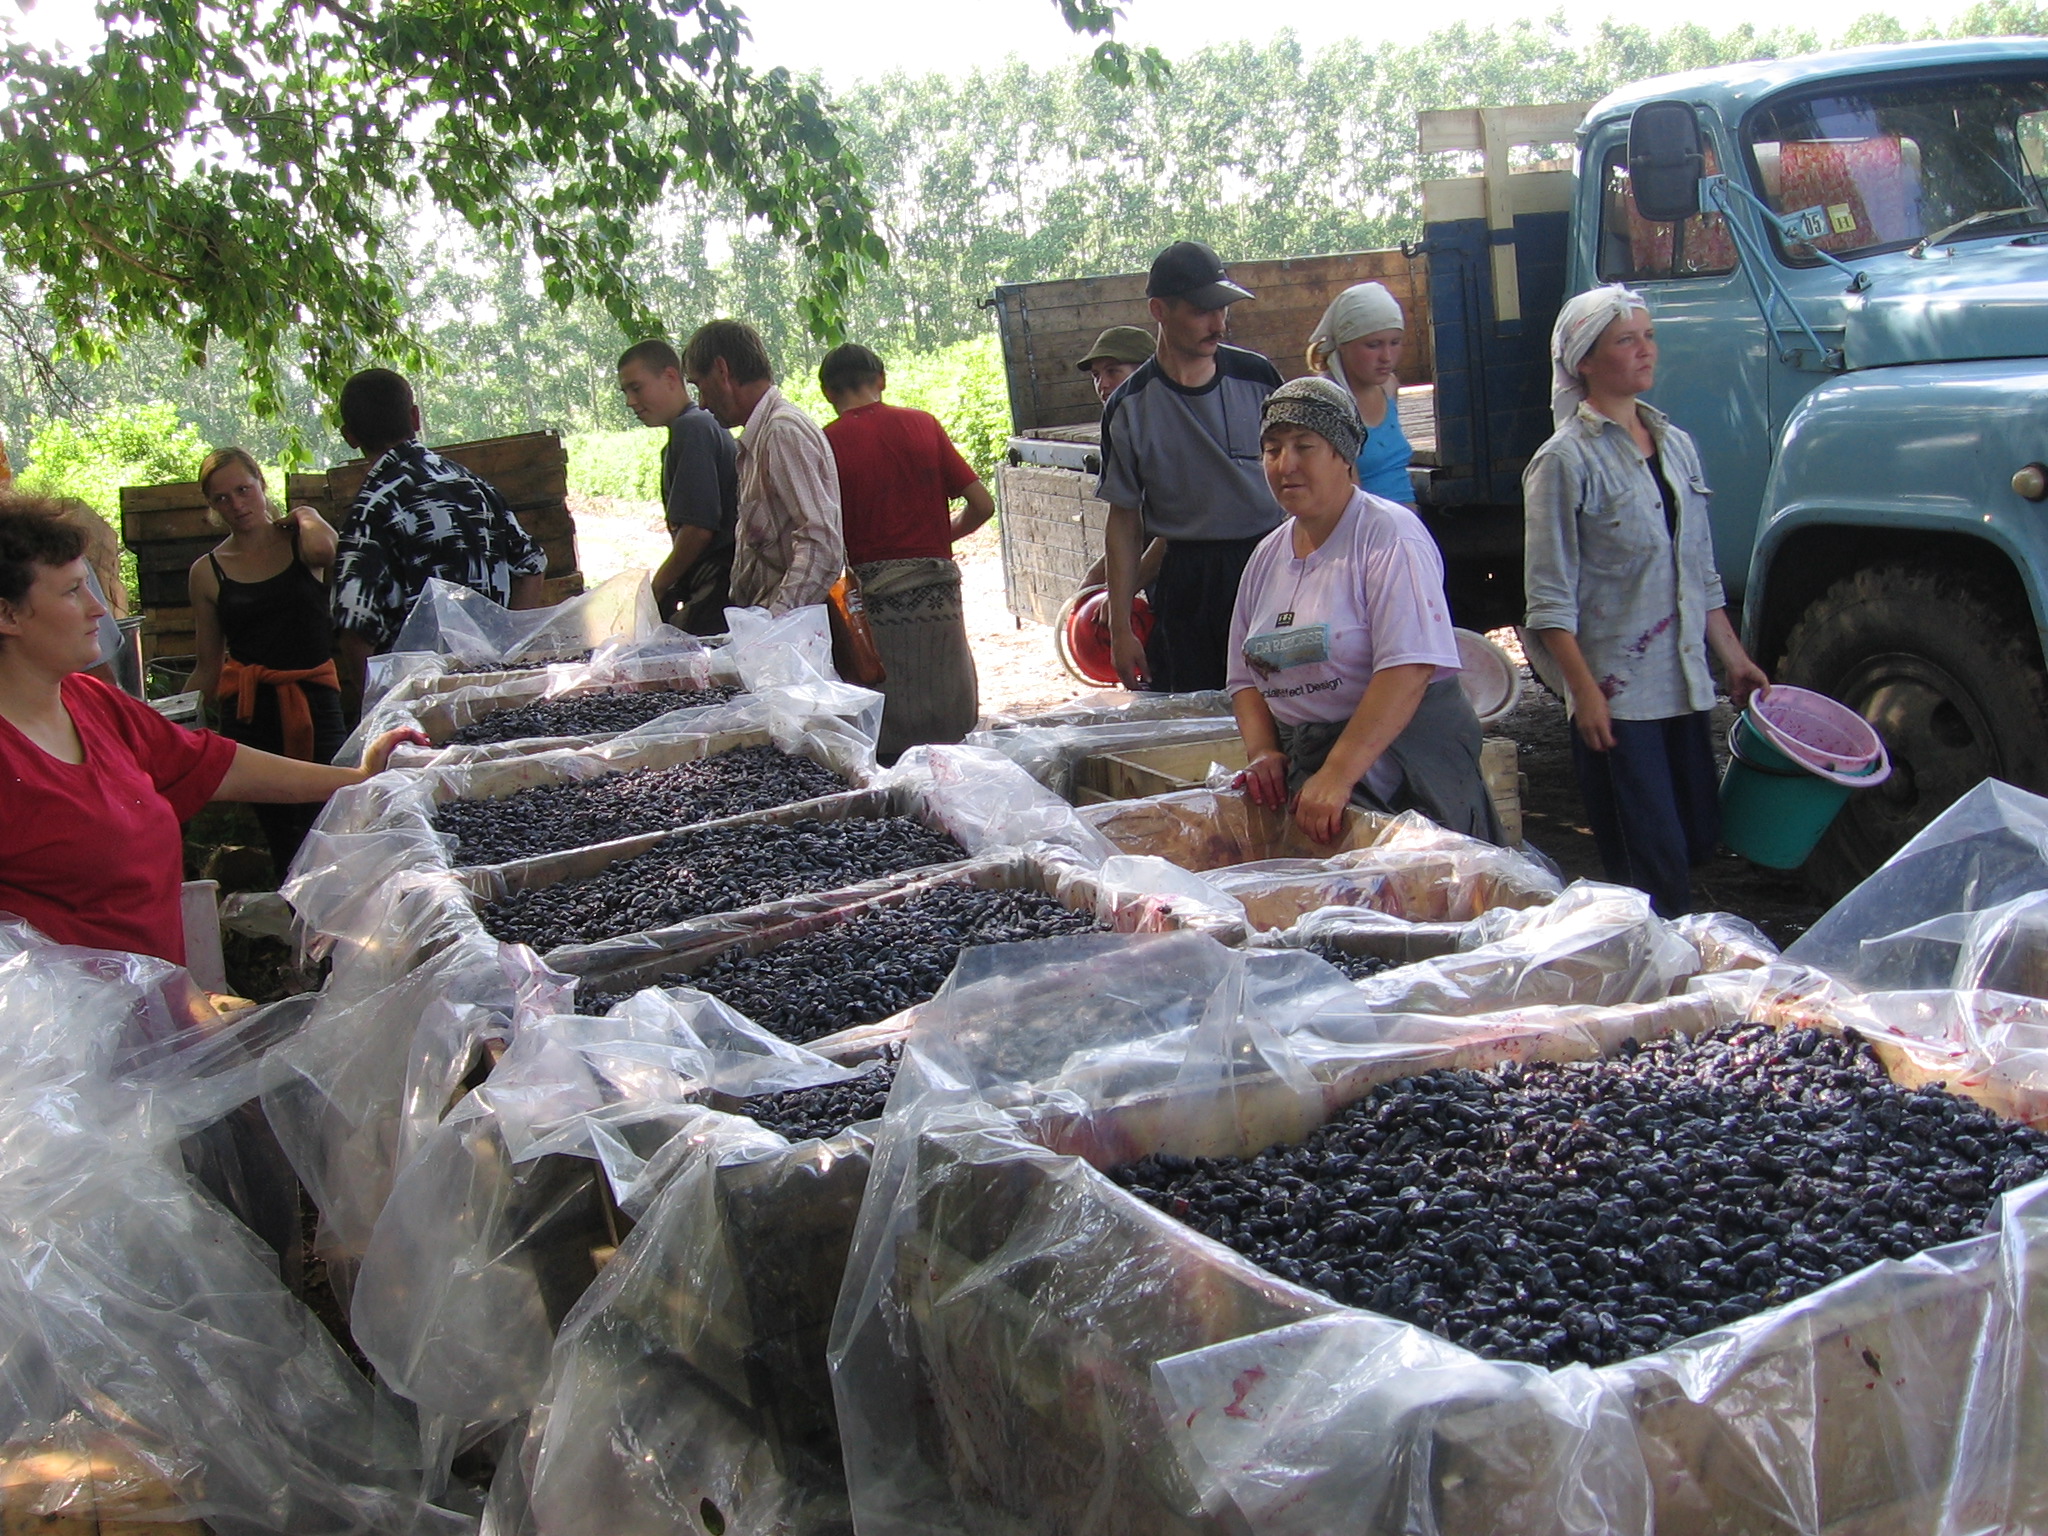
[1777,565,2048,895]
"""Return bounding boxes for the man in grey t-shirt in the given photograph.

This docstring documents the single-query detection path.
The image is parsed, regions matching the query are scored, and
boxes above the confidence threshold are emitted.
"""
[618,338,739,635]
[1098,241,1284,693]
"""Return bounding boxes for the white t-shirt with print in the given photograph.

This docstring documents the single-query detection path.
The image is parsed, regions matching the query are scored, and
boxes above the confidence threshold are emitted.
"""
[1226,489,1461,743]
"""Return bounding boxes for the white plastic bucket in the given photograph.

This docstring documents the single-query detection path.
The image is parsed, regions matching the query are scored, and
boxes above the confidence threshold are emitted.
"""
[1453,629,1522,725]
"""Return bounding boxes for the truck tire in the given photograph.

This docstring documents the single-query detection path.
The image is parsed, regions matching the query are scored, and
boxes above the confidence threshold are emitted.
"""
[1777,564,2048,895]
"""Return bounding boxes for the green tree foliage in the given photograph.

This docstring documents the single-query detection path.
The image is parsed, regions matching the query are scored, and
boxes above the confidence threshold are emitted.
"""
[565,332,1013,506]
[16,402,210,524]
[0,0,897,455]
[10,9,2048,464]
[15,402,213,607]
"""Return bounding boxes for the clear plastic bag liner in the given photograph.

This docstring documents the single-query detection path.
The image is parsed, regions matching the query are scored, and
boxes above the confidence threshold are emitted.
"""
[1281,882,1699,1021]
[510,1110,872,1536]
[1786,779,2048,990]
[259,915,550,1262]
[283,835,488,970]
[339,646,744,768]
[1255,904,1480,967]
[0,920,467,1535]
[974,688,1235,732]
[723,603,833,687]
[390,570,657,663]
[965,715,1252,801]
[1672,908,1781,972]
[833,932,1985,1536]
[1084,808,1560,936]
[348,995,855,1424]
[1080,785,1394,869]
[885,743,1119,867]
[1094,854,1247,937]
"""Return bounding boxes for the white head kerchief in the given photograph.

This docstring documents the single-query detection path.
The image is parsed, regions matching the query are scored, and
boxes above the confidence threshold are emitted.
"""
[1550,285,1649,427]
[1306,283,1407,392]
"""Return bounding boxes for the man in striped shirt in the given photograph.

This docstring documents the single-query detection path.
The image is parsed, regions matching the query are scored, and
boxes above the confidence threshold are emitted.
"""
[681,321,844,616]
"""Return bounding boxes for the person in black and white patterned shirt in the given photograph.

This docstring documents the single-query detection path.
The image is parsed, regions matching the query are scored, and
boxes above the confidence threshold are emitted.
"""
[328,369,547,716]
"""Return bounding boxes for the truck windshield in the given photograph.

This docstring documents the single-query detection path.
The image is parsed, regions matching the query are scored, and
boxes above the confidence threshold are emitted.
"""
[1745,71,2048,261]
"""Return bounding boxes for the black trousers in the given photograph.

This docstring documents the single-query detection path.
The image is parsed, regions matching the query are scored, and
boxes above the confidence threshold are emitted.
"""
[218,682,346,883]
[1143,535,1264,695]
[1570,709,1721,918]
[673,547,735,637]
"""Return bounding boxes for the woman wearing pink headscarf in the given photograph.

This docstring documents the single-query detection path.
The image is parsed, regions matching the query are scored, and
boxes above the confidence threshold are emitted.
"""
[1522,286,1767,917]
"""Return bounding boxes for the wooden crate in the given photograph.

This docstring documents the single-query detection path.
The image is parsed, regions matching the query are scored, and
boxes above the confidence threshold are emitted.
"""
[1077,735,1247,803]
[542,572,586,604]
[1481,735,1523,847]
[143,603,197,664]
[1070,735,1521,845]
[324,429,568,512]
[328,430,578,579]
[996,463,1105,627]
[123,429,583,657]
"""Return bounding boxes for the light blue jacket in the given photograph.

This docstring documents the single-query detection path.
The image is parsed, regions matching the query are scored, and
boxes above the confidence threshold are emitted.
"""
[1522,402,1727,721]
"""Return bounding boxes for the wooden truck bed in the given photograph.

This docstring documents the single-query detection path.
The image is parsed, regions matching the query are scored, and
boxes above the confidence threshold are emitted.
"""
[990,249,1433,436]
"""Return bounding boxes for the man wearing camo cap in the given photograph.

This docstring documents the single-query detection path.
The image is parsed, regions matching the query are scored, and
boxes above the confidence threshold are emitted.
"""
[1075,326,1155,406]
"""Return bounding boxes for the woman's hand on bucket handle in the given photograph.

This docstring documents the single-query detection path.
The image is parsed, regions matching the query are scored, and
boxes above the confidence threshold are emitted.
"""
[1707,608,1768,711]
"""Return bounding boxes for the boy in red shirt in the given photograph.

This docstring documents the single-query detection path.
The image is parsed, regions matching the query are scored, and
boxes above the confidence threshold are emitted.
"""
[819,345,994,762]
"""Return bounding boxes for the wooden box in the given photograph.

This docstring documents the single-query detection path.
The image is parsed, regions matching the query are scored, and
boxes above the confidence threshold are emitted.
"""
[122,430,583,664]
[995,463,1105,628]
[1075,735,1247,804]
[871,985,2044,1535]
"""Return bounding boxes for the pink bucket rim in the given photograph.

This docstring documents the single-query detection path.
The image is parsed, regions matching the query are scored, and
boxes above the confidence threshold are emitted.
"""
[1747,684,1883,773]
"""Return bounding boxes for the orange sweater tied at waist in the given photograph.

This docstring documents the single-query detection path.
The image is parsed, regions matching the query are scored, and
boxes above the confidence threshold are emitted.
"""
[216,657,340,761]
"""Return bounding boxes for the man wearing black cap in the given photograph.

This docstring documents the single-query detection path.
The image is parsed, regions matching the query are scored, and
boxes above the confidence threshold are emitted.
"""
[1097,240,1284,693]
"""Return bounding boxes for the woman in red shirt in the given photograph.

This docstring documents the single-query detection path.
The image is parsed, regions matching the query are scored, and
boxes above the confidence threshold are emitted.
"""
[0,497,420,965]
[819,344,995,763]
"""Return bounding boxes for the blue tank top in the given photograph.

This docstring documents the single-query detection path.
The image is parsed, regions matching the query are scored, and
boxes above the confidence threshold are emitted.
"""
[1354,391,1415,504]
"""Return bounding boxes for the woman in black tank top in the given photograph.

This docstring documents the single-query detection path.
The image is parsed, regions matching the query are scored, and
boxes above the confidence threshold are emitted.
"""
[189,448,343,881]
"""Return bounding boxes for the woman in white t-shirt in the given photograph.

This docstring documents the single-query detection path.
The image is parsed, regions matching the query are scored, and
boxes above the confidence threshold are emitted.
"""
[1226,377,1503,844]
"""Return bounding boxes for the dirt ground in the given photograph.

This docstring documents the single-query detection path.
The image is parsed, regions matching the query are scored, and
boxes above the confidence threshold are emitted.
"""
[571,497,1828,945]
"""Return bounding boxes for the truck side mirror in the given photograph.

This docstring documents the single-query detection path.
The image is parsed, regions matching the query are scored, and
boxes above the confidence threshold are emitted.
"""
[1628,101,1706,224]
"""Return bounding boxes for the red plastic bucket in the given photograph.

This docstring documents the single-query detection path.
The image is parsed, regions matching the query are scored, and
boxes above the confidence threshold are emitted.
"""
[1055,586,1154,686]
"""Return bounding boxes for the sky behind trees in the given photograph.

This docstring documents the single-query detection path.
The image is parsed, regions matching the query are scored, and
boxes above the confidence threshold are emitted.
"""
[2,0,2040,472]
[5,0,1995,80]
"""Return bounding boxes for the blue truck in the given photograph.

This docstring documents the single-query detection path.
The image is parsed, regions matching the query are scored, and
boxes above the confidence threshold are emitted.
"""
[994,38,2048,886]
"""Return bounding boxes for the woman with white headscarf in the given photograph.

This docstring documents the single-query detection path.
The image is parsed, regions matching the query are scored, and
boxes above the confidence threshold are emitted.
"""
[1306,282,1416,507]
[1522,285,1767,918]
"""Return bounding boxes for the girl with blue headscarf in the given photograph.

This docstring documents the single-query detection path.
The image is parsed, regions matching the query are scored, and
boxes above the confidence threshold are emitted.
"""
[1306,283,1416,508]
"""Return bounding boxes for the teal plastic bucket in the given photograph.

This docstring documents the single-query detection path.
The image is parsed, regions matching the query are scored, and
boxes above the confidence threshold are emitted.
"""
[1719,716,1868,869]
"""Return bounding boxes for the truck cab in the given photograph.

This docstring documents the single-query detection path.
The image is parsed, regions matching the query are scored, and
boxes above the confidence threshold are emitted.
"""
[1585,40,2048,884]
